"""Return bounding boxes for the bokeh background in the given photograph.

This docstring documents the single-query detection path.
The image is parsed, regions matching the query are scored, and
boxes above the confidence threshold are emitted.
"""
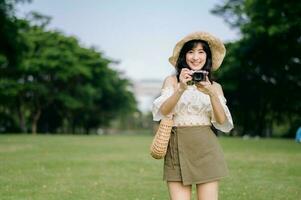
[1,0,300,199]
[1,0,300,137]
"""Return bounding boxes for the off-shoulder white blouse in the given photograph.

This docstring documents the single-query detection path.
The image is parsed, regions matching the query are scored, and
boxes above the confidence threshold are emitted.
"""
[152,84,234,133]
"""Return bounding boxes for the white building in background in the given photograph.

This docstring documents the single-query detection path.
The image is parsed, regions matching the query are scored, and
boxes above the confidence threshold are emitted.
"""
[132,79,163,113]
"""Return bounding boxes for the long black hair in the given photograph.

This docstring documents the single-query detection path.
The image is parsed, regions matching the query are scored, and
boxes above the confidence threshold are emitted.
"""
[175,39,214,83]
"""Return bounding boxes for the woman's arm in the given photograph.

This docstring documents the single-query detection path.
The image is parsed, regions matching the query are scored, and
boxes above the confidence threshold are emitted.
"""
[208,83,227,124]
[159,76,185,116]
[160,68,192,116]
[195,77,227,124]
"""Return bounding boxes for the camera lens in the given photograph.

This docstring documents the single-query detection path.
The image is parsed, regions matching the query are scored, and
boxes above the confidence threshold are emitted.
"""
[193,72,204,82]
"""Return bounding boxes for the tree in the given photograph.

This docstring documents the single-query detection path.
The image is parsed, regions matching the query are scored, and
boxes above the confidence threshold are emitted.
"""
[212,0,301,137]
[0,13,137,134]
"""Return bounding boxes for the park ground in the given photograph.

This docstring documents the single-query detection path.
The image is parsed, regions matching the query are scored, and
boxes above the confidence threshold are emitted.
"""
[0,133,300,200]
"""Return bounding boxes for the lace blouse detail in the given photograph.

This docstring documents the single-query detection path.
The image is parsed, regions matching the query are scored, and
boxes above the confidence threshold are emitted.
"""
[152,84,234,133]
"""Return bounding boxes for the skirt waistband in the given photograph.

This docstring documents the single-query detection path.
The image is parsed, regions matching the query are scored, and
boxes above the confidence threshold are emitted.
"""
[172,125,211,131]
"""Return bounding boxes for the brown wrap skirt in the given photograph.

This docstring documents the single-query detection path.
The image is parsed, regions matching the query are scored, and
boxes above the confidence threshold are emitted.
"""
[163,125,229,186]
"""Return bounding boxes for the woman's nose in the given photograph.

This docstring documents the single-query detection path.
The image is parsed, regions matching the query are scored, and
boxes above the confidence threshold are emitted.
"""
[192,53,199,60]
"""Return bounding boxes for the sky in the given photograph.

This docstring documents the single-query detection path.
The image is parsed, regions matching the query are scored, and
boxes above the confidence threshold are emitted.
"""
[16,0,240,82]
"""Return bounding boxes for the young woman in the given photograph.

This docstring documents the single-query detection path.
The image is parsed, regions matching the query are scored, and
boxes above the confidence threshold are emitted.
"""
[152,32,234,200]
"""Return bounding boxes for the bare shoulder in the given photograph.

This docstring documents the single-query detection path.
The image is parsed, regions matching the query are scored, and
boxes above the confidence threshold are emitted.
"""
[162,75,178,89]
[212,81,224,96]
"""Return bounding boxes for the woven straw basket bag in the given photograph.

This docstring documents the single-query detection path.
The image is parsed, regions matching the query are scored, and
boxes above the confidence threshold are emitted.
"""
[150,118,173,159]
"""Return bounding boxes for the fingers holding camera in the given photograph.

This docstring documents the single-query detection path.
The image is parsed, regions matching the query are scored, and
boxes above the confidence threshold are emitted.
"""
[195,75,213,95]
[179,68,192,90]
[180,68,192,81]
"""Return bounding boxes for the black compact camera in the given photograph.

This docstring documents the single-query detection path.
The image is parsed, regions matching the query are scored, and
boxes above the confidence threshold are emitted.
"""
[192,70,208,82]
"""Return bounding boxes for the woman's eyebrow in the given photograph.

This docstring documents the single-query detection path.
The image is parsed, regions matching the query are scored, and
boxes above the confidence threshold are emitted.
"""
[191,48,204,51]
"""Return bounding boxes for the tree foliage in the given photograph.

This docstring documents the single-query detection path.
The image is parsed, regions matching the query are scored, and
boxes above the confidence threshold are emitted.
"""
[0,2,138,134]
[0,0,31,65]
[212,0,301,137]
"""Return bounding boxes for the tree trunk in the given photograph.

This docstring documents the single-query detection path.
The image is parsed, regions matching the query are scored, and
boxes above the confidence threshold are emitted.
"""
[257,99,268,137]
[85,126,90,134]
[31,109,41,134]
[71,120,76,134]
[17,96,27,133]
[17,106,26,133]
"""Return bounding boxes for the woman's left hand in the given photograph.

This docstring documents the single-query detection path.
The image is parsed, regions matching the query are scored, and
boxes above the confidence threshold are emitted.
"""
[195,76,217,96]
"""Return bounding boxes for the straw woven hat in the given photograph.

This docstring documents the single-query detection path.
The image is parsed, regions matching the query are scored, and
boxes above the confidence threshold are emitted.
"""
[168,31,226,71]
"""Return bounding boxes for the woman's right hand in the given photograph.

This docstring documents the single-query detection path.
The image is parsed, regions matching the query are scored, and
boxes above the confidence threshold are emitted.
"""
[178,68,192,91]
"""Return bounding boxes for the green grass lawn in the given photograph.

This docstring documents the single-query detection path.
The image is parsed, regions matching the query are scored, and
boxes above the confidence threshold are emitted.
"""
[0,134,300,200]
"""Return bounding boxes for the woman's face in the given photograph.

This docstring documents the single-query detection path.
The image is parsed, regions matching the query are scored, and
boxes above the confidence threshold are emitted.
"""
[185,43,207,71]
